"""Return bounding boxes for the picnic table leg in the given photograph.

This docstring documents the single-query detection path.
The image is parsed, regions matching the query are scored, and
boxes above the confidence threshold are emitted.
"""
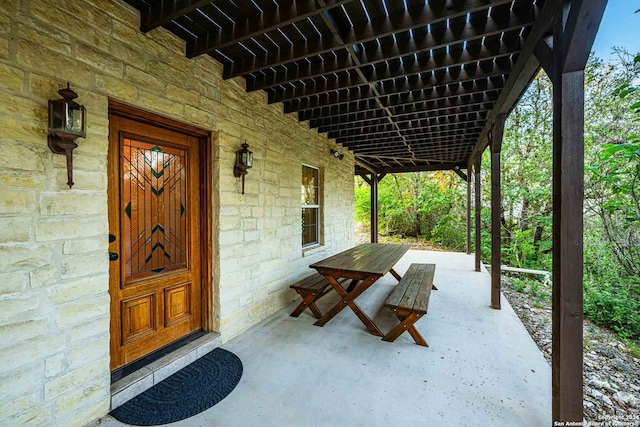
[382,311,428,347]
[290,291,323,319]
[346,279,359,292]
[314,275,384,337]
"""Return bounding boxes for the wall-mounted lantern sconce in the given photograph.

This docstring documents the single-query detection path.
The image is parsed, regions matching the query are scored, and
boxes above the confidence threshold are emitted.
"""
[48,83,86,188]
[233,141,253,194]
[330,149,344,160]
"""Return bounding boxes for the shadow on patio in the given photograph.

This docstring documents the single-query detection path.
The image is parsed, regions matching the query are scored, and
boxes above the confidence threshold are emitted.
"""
[102,250,551,427]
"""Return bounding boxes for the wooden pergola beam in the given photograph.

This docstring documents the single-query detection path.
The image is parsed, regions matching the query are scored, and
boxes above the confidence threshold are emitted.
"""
[187,0,353,57]
[561,0,608,73]
[453,167,468,182]
[325,112,488,134]
[351,143,477,156]
[345,135,481,151]
[358,133,481,144]
[302,91,500,123]
[468,0,561,163]
[223,0,515,78]
[354,147,475,159]
[353,157,378,174]
[247,37,521,92]
[331,115,486,139]
[140,0,214,32]
[316,4,413,155]
[269,58,514,104]
[344,131,482,148]
[367,163,467,174]
[285,75,507,112]
[330,119,484,139]
[338,130,480,145]
[313,104,492,131]
[359,174,372,185]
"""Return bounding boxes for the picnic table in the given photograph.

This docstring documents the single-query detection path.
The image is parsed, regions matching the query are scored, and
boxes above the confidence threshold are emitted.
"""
[309,243,410,336]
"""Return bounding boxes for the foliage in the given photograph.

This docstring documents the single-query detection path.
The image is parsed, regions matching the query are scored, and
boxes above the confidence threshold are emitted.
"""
[358,171,466,240]
[581,50,640,339]
[431,213,466,251]
[629,342,640,359]
[585,50,640,278]
[505,276,551,307]
[584,276,640,340]
[354,176,371,224]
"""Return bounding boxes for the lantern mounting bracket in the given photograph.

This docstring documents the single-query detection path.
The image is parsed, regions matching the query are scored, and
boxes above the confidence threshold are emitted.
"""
[47,83,86,189]
[233,141,253,194]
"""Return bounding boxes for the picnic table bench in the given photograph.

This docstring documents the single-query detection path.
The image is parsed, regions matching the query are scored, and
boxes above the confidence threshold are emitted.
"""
[289,274,343,319]
[383,263,436,346]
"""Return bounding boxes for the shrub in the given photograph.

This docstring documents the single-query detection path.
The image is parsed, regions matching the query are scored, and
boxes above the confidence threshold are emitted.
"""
[584,277,640,340]
[385,209,418,236]
[431,213,466,251]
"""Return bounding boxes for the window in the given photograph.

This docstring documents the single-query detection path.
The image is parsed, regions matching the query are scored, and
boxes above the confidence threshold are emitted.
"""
[302,165,320,247]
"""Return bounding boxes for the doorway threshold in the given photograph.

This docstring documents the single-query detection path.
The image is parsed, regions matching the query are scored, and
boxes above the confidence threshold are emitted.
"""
[110,332,221,410]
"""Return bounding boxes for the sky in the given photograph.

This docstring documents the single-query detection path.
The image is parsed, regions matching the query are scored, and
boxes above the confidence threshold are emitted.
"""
[591,1,640,60]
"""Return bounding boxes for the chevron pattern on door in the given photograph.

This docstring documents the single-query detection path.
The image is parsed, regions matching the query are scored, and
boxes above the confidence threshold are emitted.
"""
[123,139,188,281]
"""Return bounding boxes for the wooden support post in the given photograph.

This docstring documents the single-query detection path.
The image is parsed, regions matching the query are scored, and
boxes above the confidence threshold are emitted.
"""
[551,12,586,424]
[370,173,379,243]
[466,170,472,255]
[490,115,506,310]
[474,156,482,272]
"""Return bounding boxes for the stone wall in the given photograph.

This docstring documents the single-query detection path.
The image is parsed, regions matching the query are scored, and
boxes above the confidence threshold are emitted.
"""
[0,0,354,425]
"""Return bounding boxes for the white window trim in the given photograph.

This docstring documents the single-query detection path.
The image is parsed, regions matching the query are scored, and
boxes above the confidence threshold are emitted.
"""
[302,164,321,248]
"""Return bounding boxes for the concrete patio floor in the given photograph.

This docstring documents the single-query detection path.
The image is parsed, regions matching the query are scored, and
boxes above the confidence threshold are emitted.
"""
[101,250,551,427]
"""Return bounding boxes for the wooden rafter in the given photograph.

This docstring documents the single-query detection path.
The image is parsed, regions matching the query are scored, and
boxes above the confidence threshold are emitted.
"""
[316,107,492,132]
[344,131,482,148]
[187,0,354,57]
[223,0,516,78]
[124,0,603,182]
[269,57,514,103]
[285,75,507,112]
[299,90,501,121]
[330,113,488,138]
[249,35,523,92]
[140,0,214,32]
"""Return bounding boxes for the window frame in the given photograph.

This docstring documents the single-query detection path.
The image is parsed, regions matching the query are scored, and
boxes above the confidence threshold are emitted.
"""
[301,163,321,248]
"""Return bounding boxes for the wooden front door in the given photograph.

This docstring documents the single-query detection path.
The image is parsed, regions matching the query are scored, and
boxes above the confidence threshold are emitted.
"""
[108,115,202,370]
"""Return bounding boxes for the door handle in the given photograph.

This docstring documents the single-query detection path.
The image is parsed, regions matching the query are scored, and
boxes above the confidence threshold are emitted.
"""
[109,252,119,261]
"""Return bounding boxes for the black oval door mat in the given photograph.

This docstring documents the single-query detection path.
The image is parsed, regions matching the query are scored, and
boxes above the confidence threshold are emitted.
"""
[110,348,243,426]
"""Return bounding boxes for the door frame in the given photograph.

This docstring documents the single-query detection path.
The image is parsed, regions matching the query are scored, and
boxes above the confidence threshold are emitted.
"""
[107,100,215,351]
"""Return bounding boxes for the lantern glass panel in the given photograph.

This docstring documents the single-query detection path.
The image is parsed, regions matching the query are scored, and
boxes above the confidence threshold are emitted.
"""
[49,100,65,132]
[65,104,86,135]
[242,150,253,168]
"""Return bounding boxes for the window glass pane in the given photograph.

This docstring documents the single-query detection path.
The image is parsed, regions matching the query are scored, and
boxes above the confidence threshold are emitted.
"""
[302,207,318,246]
[302,165,318,205]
